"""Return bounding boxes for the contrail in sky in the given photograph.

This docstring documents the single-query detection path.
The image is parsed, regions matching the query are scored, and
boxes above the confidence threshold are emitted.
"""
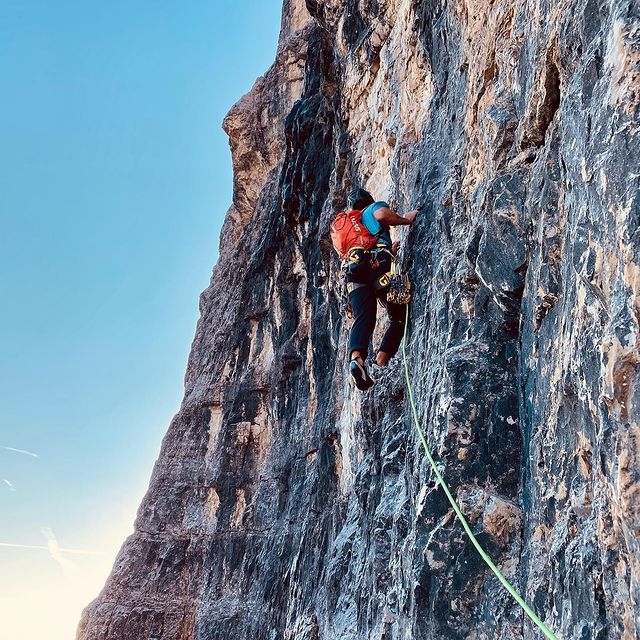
[42,528,79,576]
[2,478,16,491]
[0,542,103,555]
[1,446,39,458]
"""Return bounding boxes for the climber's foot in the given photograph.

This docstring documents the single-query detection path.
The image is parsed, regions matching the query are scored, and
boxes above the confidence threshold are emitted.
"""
[349,357,374,391]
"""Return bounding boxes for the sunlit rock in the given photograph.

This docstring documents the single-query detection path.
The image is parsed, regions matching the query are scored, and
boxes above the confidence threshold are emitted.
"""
[78,0,640,638]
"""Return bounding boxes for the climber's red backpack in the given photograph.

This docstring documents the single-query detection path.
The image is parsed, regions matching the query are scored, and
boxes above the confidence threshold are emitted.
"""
[330,209,380,260]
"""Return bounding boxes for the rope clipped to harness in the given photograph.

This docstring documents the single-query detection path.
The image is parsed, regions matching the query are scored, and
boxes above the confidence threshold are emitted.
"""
[401,305,559,640]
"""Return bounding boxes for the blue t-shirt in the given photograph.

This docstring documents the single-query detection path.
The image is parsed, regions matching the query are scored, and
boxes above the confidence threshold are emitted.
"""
[361,201,392,248]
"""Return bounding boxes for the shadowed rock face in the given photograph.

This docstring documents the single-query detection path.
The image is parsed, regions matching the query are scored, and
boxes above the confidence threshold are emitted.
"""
[77,0,640,639]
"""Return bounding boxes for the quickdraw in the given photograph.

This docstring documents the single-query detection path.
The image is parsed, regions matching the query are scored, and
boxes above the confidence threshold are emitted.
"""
[387,259,411,305]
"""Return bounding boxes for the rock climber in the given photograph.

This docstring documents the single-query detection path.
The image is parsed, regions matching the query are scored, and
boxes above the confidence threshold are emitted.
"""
[342,187,418,390]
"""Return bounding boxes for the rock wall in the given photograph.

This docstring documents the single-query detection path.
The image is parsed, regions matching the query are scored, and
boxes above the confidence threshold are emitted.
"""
[77,0,640,639]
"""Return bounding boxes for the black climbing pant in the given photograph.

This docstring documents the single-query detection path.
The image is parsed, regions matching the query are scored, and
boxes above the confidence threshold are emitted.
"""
[346,250,407,360]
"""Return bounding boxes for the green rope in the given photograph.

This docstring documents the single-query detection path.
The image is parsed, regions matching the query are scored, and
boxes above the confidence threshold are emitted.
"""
[401,305,558,640]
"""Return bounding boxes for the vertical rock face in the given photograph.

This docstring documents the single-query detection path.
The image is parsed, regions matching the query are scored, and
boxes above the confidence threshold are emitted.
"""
[78,0,639,639]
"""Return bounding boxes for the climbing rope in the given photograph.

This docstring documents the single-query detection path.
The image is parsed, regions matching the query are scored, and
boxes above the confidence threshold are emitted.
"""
[401,305,559,640]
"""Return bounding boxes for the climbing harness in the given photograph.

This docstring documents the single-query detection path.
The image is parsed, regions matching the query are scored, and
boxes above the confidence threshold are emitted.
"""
[341,246,396,315]
[401,305,558,640]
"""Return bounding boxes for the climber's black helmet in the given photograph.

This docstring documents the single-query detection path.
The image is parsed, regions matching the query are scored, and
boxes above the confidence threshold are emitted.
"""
[347,187,375,211]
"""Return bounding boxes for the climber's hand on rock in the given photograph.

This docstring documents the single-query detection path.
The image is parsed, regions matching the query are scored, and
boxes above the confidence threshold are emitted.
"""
[404,210,419,224]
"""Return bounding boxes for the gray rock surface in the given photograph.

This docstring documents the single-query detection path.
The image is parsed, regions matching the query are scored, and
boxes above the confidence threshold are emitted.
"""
[77,0,640,638]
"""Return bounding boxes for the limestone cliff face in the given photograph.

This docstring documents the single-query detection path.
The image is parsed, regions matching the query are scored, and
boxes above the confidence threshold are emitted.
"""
[77,0,640,639]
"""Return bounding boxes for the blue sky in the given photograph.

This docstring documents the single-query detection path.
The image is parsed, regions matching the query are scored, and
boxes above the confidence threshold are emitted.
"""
[0,2,284,637]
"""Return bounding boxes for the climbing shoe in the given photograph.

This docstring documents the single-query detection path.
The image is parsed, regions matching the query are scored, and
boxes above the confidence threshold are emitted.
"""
[349,358,374,391]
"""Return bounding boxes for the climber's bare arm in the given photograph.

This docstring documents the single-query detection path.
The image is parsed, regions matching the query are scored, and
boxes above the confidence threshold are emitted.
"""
[374,207,419,226]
